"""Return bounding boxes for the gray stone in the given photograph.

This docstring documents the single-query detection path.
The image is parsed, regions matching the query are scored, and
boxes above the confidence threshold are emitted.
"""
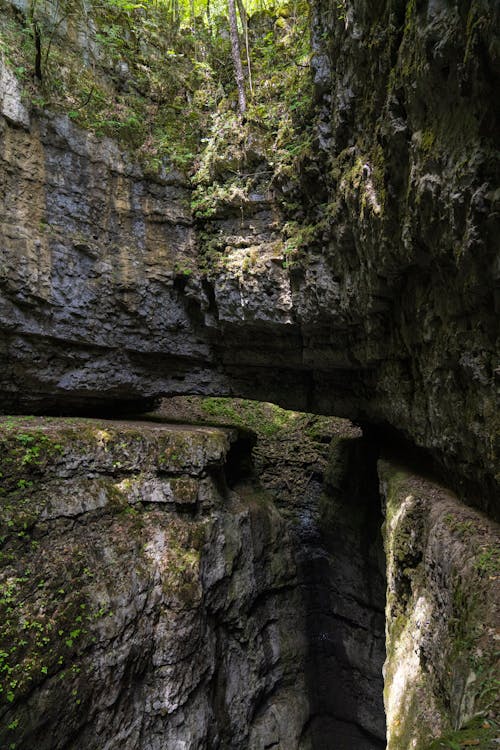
[0,58,30,128]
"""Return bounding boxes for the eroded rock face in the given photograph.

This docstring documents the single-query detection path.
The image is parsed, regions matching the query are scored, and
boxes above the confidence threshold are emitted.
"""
[0,415,387,749]
[159,397,388,748]
[380,461,500,750]
[0,1,498,507]
[207,0,499,509]
[301,0,499,511]
[0,105,224,412]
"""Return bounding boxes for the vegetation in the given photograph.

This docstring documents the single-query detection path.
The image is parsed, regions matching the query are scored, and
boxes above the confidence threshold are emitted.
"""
[199,396,301,437]
[0,0,312,172]
[0,0,316,272]
[426,716,499,750]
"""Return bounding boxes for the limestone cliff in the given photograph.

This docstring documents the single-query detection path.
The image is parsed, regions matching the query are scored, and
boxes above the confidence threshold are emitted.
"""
[0,2,499,744]
[1,403,498,748]
[0,410,388,749]
[303,0,499,509]
[0,0,498,514]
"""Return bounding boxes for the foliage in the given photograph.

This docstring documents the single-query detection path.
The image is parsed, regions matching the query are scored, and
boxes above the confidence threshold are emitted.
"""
[0,0,312,174]
[426,716,499,750]
[0,0,315,279]
[189,0,314,270]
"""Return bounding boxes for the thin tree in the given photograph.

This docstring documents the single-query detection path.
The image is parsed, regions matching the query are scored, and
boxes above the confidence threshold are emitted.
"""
[228,0,246,114]
[236,0,253,98]
[28,0,42,82]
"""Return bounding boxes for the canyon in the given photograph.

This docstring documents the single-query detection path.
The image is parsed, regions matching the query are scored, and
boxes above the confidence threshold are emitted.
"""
[0,0,498,746]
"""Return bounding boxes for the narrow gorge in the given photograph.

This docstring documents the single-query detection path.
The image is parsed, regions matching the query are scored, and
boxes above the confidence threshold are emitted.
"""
[0,0,498,747]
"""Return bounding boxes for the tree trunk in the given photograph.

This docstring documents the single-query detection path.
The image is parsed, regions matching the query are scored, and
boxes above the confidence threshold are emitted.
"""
[236,0,253,98]
[228,0,246,114]
[29,0,43,82]
[33,19,42,82]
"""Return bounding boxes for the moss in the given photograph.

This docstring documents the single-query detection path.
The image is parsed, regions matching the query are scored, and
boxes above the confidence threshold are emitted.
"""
[0,552,93,710]
[200,397,302,438]
[474,544,499,577]
[282,219,323,260]
[0,425,67,535]
[369,143,387,211]
[0,416,243,742]
[1,0,313,182]
[391,500,424,564]
[426,716,499,750]
[0,0,211,171]
[336,144,386,220]
[386,0,427,87]
[156,429,229,474]
[169,477,199,506]
[156,518,207,607]
[420,129,436,154]
[0,422,179,730]
[387,688,432,750]
[191,178,252,219]
[0,428,64,475]
[464,2,490,65]
[0,508,151,740]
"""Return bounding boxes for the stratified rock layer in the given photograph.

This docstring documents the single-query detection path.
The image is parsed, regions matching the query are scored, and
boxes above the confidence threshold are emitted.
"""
[0,106,223,411]
[302,0,499,510]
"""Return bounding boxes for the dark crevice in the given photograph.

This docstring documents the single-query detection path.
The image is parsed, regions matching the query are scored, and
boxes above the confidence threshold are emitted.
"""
[297,428,387,749]
[202,278,219,321]
[300,712,387,748]
[223,431,257,488]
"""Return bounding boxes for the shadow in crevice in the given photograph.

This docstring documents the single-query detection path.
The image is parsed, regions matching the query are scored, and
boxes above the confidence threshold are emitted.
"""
[299,434,387,750]
[224,431,257,488]
[360,420,498,521]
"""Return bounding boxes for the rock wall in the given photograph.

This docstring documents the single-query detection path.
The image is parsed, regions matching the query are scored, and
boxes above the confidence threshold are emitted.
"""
[0,413,387,749]
[204,0,499,509]
[302,0,499,509]
[380,461,500,749]
[2,406,497,749]
[159,397,388,747]
[0,100,226,412]
[0,2,498,743]
[0,0,498,511]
